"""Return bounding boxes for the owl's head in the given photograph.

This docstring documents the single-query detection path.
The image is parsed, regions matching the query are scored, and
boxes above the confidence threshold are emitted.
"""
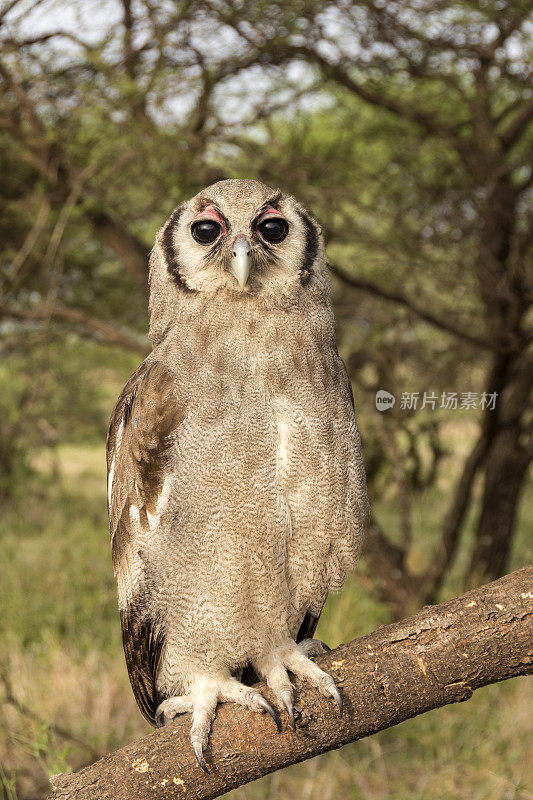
[149,179,328,342]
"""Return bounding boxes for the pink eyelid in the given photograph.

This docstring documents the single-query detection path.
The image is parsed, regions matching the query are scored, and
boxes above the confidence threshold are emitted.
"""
[256,207,285,225]
[192,205,227,234]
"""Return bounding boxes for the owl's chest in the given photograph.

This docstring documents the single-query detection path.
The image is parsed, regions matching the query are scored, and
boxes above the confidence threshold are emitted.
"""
[169,307,349,497]
[180,346,342,491]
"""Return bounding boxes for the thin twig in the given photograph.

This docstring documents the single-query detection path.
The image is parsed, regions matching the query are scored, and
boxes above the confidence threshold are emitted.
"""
[3,198,50,286]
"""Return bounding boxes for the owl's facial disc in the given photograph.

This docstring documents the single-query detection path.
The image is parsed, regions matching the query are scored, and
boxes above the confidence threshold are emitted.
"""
[182,192,294,294]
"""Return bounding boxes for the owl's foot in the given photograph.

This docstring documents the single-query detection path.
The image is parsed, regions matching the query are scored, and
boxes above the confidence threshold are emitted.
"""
[297,638,331,657]
[255,641,342,731]
[155,675,281,773]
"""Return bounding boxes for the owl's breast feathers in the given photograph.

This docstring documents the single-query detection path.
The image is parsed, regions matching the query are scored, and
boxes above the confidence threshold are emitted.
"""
[107,359,184,724]
[107,316,368,725]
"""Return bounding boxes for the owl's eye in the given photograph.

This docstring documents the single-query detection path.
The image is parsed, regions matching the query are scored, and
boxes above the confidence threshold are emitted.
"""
[258,218,288,243]
[191,220,221,244]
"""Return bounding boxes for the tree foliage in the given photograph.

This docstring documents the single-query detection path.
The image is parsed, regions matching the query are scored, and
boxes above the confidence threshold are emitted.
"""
[1,0,531,608]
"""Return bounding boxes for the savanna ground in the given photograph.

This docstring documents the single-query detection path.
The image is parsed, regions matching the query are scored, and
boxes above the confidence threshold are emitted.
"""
[0,341,531,800]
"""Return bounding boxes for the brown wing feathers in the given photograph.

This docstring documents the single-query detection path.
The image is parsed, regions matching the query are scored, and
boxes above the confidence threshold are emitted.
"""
[296,610,322,644]
[107,360,184,725]
[120,600,166,725]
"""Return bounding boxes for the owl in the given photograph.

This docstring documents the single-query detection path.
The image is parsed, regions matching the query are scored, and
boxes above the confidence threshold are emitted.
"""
[107,179,369,772]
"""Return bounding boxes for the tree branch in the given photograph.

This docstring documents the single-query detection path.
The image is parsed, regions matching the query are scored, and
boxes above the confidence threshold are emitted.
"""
[328,262,496,351]
[0,302,149,355]
[86,211,151,287]
[500,97,533,149]
[48,567,532,800]
[274,44,468,154]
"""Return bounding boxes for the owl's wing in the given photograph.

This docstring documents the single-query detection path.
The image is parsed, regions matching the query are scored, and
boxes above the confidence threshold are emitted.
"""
[107,359,184,725]
[296,363,368,648]
[296,610,323,643]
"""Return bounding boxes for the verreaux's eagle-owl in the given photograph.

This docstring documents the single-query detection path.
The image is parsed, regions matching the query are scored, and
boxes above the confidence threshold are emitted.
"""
[107,179,369,771]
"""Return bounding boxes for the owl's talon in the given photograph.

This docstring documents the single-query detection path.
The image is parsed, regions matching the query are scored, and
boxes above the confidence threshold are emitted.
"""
[281,689,295,731]
[155,695,193,726]
[328,683,343,718]
[254,694,281,732]
[297,638,329,658]
[192,740,210,774]
[155,705,176,727]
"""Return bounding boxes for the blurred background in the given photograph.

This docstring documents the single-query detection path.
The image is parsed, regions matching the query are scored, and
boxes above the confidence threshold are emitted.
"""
[0,1,532,798]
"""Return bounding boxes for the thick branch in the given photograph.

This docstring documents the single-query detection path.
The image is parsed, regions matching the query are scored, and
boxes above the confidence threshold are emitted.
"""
[500,97,533,149]
[48,567,532,800]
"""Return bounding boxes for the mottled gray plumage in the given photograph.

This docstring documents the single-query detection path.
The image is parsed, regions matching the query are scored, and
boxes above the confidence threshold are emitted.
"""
[107,179,369,770]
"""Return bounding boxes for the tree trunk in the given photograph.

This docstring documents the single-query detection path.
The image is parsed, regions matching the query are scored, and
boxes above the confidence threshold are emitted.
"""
[48,567,533,800]
[466,424,532,587]
[462,170,531,586]
[462,272,532,588]
[362,521,423,617]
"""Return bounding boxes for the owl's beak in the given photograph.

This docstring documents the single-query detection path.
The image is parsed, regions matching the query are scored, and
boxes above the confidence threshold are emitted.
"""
[230,235,251,289]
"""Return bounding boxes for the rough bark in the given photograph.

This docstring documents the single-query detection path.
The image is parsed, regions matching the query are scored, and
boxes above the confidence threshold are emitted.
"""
[48,567,533,800]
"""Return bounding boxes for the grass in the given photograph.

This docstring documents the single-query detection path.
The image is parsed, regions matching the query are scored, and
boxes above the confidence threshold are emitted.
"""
[0,419,531,799]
